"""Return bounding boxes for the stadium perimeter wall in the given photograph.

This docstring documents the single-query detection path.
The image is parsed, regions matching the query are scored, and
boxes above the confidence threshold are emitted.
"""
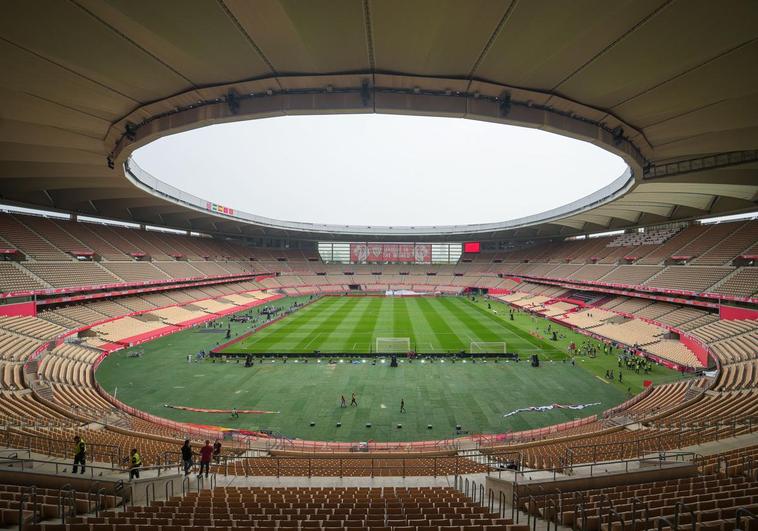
[719,305,758,321]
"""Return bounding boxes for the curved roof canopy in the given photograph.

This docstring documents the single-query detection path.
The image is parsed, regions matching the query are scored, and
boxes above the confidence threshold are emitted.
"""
[1,1,756,242]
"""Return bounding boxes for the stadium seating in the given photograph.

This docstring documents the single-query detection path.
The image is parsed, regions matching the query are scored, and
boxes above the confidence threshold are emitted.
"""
[0,315,66,339]
[29,487,512,531]
[525,464,758,531]
[0,211,755,490]
[713,267,758,298]
[0,483,120,527]
[0,214,71,260]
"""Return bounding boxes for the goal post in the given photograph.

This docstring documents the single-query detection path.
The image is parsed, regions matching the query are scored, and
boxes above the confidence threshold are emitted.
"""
[375,337,412,353]
[470,341,507,354]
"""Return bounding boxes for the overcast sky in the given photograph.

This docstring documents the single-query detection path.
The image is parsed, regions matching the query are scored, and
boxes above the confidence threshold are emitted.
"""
[133,114,628,226]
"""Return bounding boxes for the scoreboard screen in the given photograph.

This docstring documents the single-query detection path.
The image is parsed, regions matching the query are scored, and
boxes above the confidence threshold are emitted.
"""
[464,241,481,253]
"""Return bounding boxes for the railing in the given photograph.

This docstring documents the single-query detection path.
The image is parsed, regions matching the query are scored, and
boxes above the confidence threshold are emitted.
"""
[18,486,38,531]
[1,427,122,466]
[631,496,650,531]
[266,435,460,454]
[656,515,677,531]
[0,455,179,479]
[652,415,757,433]
[59,484,76,525]
[574,491,588,531]
[511,453,700,485]
[673,501,696,531]
[565,430,708,468]
[159,450,496,478]
[735,507,756,531]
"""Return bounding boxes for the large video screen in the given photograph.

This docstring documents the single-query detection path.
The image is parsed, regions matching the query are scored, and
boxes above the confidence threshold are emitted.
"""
[350,243,432,263]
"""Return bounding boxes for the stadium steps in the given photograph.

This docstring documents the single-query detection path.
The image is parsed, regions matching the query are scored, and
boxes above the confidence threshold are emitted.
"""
[642,266,668,285]
[10,261,52,289]
[707,266,743,293]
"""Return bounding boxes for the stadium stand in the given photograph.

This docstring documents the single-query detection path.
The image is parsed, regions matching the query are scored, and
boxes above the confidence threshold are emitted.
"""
[25,487,511,530]
[0,214,70,261]
[2,6,758,531]
[22,262,121,288]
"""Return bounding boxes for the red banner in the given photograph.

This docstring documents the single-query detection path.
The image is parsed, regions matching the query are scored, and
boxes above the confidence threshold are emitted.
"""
[350,243,432,263]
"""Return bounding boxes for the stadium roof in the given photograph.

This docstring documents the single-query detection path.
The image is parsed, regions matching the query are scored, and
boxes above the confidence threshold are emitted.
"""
[1,1,756,242]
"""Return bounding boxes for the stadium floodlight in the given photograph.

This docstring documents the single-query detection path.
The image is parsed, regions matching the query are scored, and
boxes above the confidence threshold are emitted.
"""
[470,341,507,354]
[375,337,411,354]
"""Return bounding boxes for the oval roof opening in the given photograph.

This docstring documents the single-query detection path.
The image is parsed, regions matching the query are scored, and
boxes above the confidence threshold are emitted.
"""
[132,114,628,227]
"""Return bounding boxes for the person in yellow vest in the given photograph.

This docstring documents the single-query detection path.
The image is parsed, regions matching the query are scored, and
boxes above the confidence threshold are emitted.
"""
[72,435,86,474]
[129,448,142,480]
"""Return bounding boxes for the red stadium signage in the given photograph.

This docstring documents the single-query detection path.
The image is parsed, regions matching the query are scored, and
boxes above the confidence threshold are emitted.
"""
[464,242,481,253]
[350,243,432,263]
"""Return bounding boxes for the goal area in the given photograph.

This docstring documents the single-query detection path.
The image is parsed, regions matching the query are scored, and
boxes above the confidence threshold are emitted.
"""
[375,337,412,353]
[470,341,507,354]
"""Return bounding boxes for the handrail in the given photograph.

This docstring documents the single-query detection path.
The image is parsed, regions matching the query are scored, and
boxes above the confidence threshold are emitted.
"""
[87,482,100,514]
[95,488,106,517]
[0,455,178,478]
[22,485,38,525]
[527,495,538,531]
[674,501,696,531]
[58,484,75,524]
[608,507,626,531]
[1,429,120,465]
[656,516,677,531]
[574,491,588,531]
[545,496,559,531]
[164,478,174,500]
[511,452,699,484]
[17,493,27,531]
[600,493,616,531]
[145,483,155,506]
[743,455,755,480]
[736,507,756,531]
[631,496,650,531]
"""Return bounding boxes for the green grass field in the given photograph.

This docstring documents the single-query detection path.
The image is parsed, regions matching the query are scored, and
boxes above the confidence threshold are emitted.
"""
[95,295,690,442]
[222,296,558,354]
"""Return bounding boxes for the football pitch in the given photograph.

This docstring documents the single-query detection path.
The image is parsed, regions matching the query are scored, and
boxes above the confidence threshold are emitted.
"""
[222,295,550,354]
[95,295,690,442]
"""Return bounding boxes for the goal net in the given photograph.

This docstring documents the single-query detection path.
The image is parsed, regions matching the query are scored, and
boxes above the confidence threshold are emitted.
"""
[375,337,412,353]
[470,341,507,354]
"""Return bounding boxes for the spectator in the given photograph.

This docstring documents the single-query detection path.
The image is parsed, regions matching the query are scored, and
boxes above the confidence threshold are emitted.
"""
[181,439,193,476]
[212,439,222,465]
[198,440,213,478]
[72,435,86,474]
[129,448,142,480]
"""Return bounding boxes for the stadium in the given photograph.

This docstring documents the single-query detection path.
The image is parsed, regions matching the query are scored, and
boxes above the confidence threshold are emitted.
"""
[0,1,757,530]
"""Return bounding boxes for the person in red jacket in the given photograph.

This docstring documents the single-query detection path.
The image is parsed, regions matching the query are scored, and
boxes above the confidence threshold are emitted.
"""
[198,440,213,478]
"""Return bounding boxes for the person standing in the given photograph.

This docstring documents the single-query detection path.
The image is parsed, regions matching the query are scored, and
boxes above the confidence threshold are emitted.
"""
[231,407,239,419]
[350,393,357,407]
[72,435,86,474]
[212,439,222,465]
[340,395,346,408]
[198,440,213,478]
[129,448,142,480]
[181,439,193,476]
[400,399,406,413]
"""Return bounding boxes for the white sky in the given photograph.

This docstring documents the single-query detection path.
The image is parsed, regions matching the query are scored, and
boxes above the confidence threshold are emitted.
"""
[132,114,628,226]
